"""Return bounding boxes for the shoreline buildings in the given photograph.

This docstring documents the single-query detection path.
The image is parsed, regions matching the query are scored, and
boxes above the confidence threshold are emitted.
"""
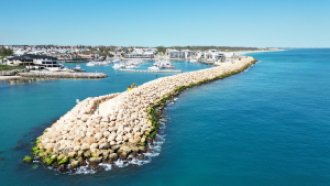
[6,54,61,70]
[124,48,156,58]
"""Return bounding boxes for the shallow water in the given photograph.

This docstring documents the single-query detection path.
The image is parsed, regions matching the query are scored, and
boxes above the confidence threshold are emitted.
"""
[1,49,330,185]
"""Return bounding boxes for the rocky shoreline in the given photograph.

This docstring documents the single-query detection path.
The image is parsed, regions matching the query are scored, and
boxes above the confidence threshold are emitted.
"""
[23,56,257,172]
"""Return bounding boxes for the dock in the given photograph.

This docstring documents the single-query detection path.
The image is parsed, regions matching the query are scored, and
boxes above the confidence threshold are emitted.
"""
[119,69,182,73]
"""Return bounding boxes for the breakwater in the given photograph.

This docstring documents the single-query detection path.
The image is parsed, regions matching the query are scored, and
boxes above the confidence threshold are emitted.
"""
[0,69,24,76]
[19,72,108,78]
[119,69,182,73]
[23,56,257,172]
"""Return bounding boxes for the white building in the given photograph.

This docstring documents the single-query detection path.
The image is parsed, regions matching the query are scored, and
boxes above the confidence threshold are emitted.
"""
[124,48,156,58]
[6,54,60,70]
[166,49,196,58]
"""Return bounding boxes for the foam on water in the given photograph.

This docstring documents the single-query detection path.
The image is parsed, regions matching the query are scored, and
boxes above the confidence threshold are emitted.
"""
[99,163,112,171]
[129,156,151,166]
[114,158,129,168]
[74,160,96,175]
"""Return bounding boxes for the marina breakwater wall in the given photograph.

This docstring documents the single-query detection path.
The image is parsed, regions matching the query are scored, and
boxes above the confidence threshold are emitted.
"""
[19,72,108,78]
[0,69,24,76]
[23,56,257,171]
[119,69,183,73]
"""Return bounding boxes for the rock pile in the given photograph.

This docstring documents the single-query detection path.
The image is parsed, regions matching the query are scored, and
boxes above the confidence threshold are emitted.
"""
[26,57,256,171]
[0,69,24,76]
[19,72,107,78]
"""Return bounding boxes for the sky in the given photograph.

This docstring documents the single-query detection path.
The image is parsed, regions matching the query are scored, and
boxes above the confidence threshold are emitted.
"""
[0,0,329,48]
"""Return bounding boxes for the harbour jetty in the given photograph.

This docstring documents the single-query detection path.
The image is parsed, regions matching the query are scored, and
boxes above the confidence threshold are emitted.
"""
[119,69,182,73]
[24,56,257,171]
[0,69,24,76]
[19,72,108,78]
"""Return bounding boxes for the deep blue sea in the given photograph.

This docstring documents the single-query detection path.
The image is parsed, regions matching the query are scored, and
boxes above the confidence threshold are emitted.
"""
[0,49,329,186]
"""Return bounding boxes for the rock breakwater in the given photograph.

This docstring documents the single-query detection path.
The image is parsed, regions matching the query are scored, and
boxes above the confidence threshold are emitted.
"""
[19,72,107,78]
[24,56,257,172]
[0,69,24,76]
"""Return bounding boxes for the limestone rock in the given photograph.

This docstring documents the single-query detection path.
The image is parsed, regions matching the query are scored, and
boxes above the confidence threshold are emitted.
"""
[90,143,99,151]
[68,152,77,158]
[119,144,132,153]
[111,145,121,151]
[89,157,102,164]
[70,161,79,168]
[119,151,129,160]
[134,134,141,143]
[108,153,118,162]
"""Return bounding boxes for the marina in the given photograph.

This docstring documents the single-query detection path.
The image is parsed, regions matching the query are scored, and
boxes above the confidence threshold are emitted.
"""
[112,59,144,69]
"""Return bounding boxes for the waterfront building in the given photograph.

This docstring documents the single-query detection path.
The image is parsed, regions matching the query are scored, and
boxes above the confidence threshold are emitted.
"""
[166,49,196,58]
[6,54,60,70]
[124,48,156,58]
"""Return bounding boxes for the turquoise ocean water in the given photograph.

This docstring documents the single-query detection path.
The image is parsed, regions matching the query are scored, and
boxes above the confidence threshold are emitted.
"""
[0,49,329,185]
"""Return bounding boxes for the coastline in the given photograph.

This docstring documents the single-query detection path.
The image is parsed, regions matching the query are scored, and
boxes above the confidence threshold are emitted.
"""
[24,56,258,172]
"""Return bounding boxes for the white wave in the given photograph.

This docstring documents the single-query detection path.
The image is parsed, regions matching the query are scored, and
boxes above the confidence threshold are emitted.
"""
[156,134,166,142]
[99,163,112,171]
[75,166,96,175]
[128,156,151,166]
[149,143,162,153]
[174,98,178,101]
[114,158,129,168]
[144,152,160,157]
[75,159,96,175]
[159,121,166,129]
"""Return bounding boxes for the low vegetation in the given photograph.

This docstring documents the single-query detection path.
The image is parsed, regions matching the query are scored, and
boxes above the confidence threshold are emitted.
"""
[0,65,25,71]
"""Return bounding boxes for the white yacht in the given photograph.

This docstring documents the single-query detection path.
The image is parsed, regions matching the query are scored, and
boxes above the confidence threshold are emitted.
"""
[86,62,96,66]
[190,59,198,63]
[148,65,159,70]
[112,63,122,69]
[71,65,86,72]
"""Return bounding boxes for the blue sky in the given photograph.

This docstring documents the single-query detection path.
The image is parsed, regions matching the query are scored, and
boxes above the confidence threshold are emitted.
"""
[0,0,329,47]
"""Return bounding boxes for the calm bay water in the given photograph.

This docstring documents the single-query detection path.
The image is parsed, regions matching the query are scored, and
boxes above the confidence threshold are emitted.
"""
[0,49,330,185]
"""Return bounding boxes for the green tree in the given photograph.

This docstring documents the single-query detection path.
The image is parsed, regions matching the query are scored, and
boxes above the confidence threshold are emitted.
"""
[0,47,14,59]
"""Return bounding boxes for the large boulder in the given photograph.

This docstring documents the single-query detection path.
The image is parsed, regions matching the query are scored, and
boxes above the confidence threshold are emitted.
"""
[111,145,121,151]
[119,152,129,160]
[81,143,90,151]
[118,144,132,153]
[108,153,118,162]
[138,145,146,153]
[70,161,79,168]
[101,150,109,156]
[68,152,77,158]
[45,143,55,152]
[83,151,91,158]
[77,157,87,166]
[91,150,102,157]
[87,137,96,145]
[99,142,110,150]
[134,134,141,143]
[130,144,140,153]
[90,143,99,151]
[89,157,102,164]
